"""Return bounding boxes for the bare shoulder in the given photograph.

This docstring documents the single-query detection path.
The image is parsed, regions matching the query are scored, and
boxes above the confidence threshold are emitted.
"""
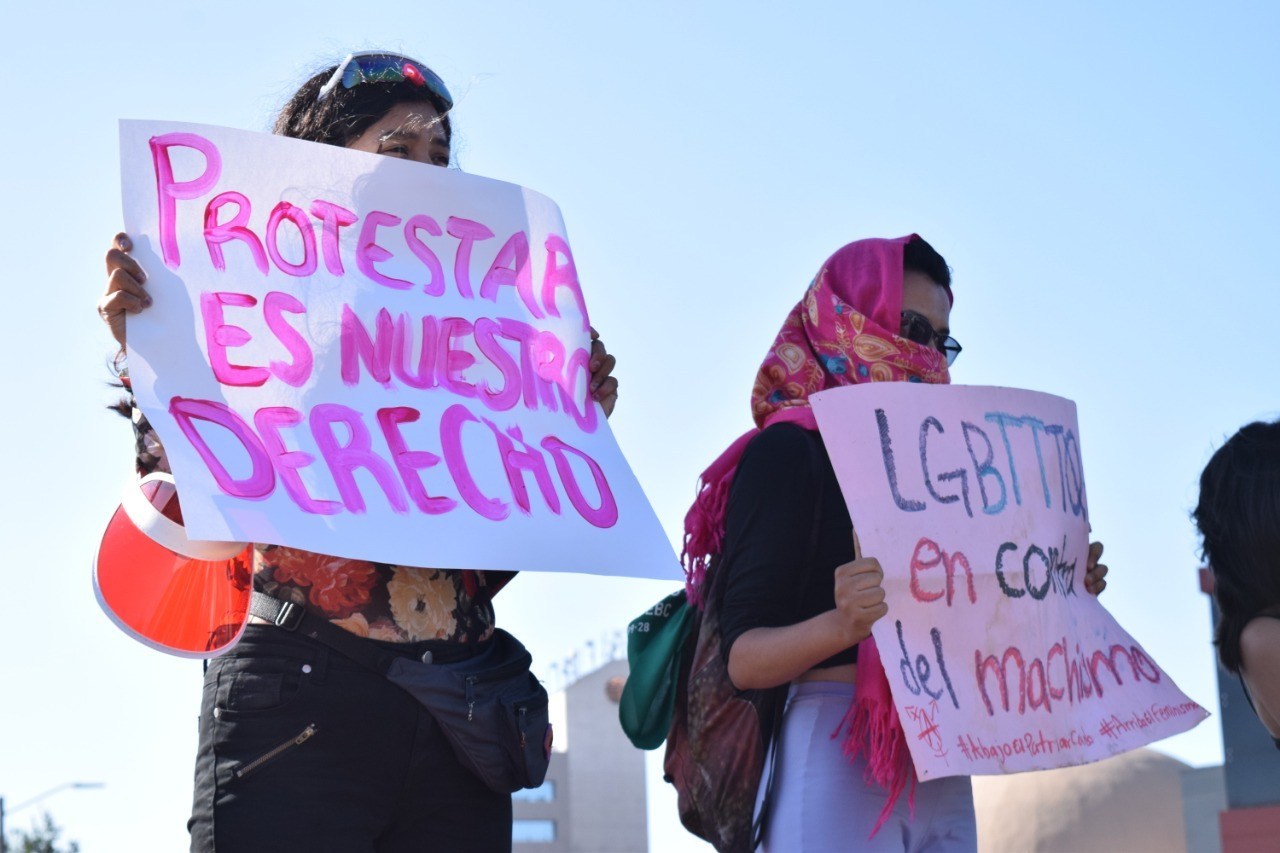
[1239,616,1280,667]
[1239,616,1280,738]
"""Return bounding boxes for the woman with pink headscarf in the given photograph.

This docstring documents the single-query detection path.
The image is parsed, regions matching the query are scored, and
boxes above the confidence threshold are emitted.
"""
[682,235,1109,851]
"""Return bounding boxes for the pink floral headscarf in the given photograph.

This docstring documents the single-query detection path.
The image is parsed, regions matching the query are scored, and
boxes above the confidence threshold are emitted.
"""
[681,234,952,833]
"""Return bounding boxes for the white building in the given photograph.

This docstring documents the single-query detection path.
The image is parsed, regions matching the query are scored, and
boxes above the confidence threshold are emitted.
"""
[513,658,648,853]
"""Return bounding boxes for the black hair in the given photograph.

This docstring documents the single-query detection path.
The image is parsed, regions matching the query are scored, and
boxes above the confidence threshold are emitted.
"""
[272,60,452,152]
[1193,419,1280,672]
[903,236,951,289]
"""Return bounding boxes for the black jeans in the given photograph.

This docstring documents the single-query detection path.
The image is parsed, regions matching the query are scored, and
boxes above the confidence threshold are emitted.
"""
[189,625,512,852]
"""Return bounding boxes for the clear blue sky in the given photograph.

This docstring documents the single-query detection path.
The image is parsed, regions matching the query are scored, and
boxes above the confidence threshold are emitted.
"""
[2,2,1277,850]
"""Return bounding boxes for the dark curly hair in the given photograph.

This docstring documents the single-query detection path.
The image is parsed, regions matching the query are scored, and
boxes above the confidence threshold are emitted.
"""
[272,57,452,152]
[1193,419,1280,672]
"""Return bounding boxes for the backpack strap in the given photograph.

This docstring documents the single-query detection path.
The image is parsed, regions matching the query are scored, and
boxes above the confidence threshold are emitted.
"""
[249,591,400,673]
[751,429,830,849]
[248,592,484,670]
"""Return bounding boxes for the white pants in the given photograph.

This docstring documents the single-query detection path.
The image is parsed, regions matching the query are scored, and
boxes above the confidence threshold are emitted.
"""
[761,681,977,853]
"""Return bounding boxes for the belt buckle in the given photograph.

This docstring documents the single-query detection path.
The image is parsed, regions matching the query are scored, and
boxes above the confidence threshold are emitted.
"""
[274,600,304,632]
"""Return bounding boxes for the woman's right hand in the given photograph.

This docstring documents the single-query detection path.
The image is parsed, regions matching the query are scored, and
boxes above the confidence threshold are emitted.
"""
[832,552,889,646]
[98,233,151,348]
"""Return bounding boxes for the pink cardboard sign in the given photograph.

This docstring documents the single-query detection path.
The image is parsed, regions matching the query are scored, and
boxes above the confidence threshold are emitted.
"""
[119,120,678,579]
[810,383,1206,778]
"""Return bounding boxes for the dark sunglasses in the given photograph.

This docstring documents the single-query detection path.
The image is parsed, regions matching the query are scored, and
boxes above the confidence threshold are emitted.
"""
[318,52,454,110]
[900,310,962,366]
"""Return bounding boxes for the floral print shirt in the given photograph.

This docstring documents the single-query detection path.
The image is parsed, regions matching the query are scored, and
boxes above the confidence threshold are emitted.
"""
[128,398,508,644]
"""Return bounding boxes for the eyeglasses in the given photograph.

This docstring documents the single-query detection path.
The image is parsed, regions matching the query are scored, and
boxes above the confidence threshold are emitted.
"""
[900,310,962,366]
[318,52,454,110]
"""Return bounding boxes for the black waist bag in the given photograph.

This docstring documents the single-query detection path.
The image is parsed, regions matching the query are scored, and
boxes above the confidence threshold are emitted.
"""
[385,629,552,793]
[250,592,551,794]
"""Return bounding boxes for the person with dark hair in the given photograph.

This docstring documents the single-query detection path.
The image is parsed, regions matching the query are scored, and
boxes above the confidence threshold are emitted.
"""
[97,51,619,852]
[681,235,1110,851]
[1194,419,1280,746]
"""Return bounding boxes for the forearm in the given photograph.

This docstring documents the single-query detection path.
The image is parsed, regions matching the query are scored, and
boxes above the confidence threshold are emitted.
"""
[727,610,862,691]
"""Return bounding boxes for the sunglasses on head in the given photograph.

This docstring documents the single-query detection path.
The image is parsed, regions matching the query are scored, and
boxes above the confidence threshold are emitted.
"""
[318,52,454,110]
[900,310,962,366]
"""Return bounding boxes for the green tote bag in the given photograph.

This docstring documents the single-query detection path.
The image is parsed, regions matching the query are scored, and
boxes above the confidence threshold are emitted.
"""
[619,589,695,749]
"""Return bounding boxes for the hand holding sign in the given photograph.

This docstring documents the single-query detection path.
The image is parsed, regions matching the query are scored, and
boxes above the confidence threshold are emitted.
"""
[1084,541,1108,596]
[99,233,150,347]
[833,532,889,647]
[587,328,618,417]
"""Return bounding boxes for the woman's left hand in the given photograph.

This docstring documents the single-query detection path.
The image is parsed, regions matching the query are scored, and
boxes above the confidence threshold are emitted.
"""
[1084,541,1108,596]
[589,327,619,418]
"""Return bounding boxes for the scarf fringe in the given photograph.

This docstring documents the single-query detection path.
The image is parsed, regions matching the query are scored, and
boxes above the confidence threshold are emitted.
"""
[680,427,760,608]
[837,637,917,838]
[680,488,729,606]
[680,476,728,608]
[681,409,818,608]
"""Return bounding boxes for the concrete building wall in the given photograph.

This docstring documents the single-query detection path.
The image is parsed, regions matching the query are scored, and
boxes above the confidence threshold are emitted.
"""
[972,749,1229,853]
[1180,765,1226,853]
[513,659,647,853]
[563,659,647,853]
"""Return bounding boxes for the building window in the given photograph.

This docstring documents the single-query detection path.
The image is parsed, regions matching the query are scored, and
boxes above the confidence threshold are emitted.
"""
[512,819,556,843]
[512,780,555,804]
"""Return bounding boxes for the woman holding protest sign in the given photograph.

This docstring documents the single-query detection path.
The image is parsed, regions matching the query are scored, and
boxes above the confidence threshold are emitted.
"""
[1194,419,1280,748]
[97,51,619,853]
[679,235,1110,851]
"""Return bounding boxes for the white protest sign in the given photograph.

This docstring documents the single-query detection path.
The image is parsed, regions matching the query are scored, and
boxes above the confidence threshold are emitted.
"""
[810,383,1206,778]
[120,120,679,579]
